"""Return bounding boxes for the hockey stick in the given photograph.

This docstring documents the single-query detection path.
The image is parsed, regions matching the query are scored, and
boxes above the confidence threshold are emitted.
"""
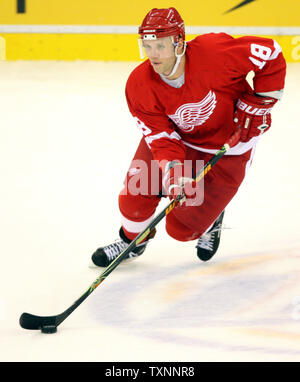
[19,130,240,332]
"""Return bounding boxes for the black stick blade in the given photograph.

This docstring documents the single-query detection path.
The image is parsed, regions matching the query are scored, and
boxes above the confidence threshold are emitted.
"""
[19,312,57,330]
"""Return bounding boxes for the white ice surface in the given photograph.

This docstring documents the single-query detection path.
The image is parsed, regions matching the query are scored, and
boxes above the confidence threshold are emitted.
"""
[0,61,299,362]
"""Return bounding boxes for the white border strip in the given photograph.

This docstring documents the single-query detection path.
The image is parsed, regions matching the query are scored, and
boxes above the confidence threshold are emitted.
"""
[0,25,299,35]
[187,26,300,35]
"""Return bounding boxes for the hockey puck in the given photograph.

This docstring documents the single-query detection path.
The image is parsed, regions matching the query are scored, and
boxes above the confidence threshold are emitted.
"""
[41,325,57,334]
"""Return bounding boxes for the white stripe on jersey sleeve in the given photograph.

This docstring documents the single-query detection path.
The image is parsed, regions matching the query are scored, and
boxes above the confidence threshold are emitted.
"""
[145,131,181,148]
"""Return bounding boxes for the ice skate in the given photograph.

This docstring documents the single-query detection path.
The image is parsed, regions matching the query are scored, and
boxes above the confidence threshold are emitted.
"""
[196,211,225,261]
[90,227,156,267]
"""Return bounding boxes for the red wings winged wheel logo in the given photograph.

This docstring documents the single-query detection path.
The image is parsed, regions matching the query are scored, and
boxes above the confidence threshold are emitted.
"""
[168,91,217,132]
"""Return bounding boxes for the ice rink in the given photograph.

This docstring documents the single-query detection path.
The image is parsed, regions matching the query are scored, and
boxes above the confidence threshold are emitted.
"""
[0,59,299,362]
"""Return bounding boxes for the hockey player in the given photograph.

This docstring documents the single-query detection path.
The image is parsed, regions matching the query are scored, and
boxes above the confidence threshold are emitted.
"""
[91,7,286,267]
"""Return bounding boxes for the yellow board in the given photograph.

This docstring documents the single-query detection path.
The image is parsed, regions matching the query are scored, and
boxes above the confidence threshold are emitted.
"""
[0,0,299,26]
[0,0,299,61]
[1,33,300,62]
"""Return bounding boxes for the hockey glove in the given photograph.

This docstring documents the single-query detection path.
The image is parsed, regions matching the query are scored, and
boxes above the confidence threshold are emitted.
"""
[234,93,277,142]
[162,161,200,206]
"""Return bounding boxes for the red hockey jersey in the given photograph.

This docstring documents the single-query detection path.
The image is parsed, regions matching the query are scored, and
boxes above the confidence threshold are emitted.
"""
[125,33,286,164]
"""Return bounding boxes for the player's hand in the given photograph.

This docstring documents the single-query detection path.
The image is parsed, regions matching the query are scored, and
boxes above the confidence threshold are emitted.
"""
[234,93,277,142]
[162,161,198,205]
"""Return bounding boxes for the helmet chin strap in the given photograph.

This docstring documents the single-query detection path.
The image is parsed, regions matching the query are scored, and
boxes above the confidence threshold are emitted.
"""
[161,41,186,79]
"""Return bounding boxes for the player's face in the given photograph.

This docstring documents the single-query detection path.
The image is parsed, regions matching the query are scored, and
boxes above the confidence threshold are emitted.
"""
[142,37,177,76]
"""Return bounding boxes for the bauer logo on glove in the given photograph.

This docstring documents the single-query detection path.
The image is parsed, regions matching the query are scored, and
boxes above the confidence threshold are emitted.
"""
[234,93,278,142]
